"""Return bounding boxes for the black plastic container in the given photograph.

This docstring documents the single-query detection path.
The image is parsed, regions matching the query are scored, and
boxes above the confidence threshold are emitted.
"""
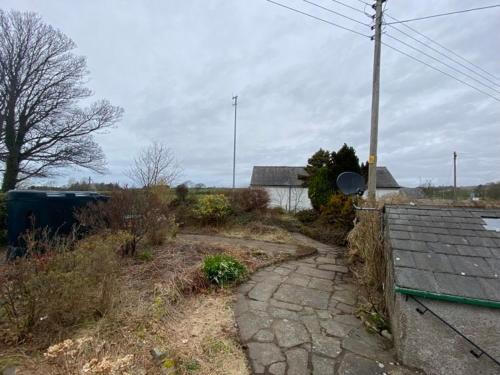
[6,190,107,259]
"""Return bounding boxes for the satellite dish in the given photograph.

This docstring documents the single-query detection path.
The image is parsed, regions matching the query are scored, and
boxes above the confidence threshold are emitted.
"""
[337,172,365,196]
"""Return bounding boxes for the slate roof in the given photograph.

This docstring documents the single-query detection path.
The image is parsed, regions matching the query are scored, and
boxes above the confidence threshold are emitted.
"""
[250,165,399,188]
[376,166,400,189]
[385,205,500,304]
[250,166,306,187]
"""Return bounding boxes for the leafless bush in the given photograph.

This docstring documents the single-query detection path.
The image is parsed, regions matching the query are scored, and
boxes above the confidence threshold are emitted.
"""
[233,188,270,212]
[76,188,176,255]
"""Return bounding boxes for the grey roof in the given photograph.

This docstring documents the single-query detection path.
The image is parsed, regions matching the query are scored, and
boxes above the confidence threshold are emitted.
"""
[250,166,306,187]
[376,166,400,188]
[250,165,399,188]
[385,205,500,304]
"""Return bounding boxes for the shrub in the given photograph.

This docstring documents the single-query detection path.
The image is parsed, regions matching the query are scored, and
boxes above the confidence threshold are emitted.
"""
[202,254,247,286]
[0,232,121,343]
[308,167,334,210]
[193,194,231,224]
[175,184,189,203]
[76,188,174,255]
[320,193,355,232]
[234,188,270,212]
[295,209,319,224]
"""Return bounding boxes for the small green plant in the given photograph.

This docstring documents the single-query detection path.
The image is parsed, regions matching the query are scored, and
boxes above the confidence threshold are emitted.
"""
[137,249,154,262]
[183,358,201,372]
[194,194,231,224]
[202,254,247,286]
[201,337,232,356]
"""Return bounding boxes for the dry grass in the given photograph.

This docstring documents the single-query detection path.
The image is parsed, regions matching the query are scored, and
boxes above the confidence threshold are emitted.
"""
[184,221,298,245]
[220,222,296,244]
[1,236,287,374]
[164,293,249,374]
[347,211,385,294]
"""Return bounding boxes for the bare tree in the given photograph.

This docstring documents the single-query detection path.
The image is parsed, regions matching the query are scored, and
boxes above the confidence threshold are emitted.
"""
[0,10,123,191]
[290,187,306,212]
[126,142,181,188]
[271,188,288,210]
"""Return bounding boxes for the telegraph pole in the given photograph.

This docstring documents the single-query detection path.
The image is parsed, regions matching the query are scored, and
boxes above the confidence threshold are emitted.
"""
[367,0,384,203]
[232,95,238,190]
[453,151,457,202]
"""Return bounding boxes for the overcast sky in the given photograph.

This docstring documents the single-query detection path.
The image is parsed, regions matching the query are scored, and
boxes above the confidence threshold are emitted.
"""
[2,0,499,187]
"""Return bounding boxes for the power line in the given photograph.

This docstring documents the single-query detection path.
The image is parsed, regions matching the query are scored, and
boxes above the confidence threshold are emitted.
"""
[265,0,500,101]
[384,33,500,94]
[302,0,371,26]
[386,24,500,89]
[328,0,367,15]
[385,4,500,25]
[384,13,500,82]
[382,42,500,102]
[265,0,371,38]
[354,0,370,6]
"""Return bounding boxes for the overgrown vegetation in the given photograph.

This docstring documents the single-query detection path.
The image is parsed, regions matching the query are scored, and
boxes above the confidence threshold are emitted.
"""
[294,193,356,246]
[232,188,270,213]
[0,183,302,373]
[77,188,176,255]
[0,231,121,345]
[347,210,385,300]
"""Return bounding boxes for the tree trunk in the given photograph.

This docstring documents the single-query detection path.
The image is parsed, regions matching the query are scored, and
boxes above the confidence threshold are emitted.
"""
[2,95,20,192]
[2,153,20,192]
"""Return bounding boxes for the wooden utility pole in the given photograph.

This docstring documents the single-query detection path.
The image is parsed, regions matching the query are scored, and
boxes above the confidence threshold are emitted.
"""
[232,95,238,190]
[367,0,384,203]
[453,151,457,202]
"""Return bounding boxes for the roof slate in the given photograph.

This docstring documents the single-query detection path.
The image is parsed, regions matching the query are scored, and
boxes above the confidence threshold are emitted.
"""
[250,166,307,187]
[376,166,400,188]
[386,205,500,303]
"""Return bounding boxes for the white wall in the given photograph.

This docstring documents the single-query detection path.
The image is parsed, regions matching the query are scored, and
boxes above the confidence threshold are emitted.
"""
[263,186,312,211]
[263,186,399,211]
[363,188,401,199]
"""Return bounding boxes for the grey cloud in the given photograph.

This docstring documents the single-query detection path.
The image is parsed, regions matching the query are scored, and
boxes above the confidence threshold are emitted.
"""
[4,0,499,187]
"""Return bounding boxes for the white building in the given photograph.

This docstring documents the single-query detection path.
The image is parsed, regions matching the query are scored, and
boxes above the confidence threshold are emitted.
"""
[250,165,401,211]
[250,166,311,211]
[364,166,401,198]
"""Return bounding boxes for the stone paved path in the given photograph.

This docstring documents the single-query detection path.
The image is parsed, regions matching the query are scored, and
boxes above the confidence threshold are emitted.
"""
[234,235,424,375]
